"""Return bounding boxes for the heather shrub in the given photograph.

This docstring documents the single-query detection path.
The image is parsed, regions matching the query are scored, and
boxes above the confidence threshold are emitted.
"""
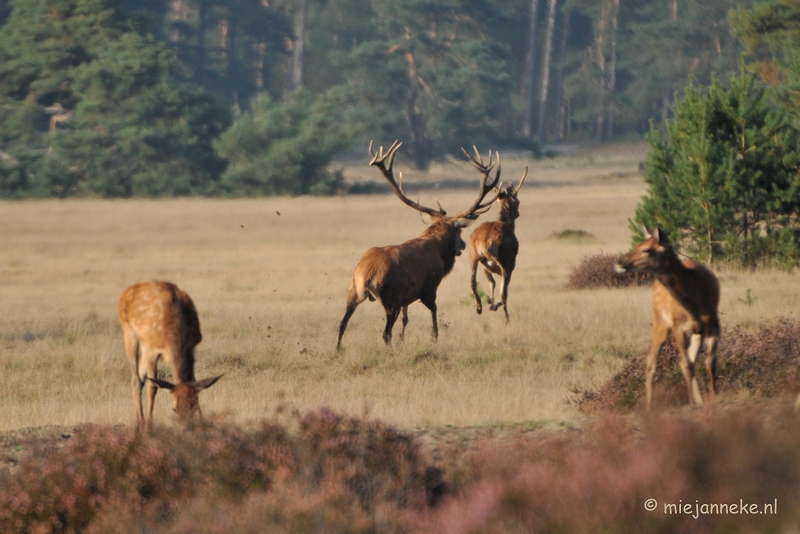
[418,405,800,533]
[0,409,437,533]
[576,318,800,412]
[565,253,653,290]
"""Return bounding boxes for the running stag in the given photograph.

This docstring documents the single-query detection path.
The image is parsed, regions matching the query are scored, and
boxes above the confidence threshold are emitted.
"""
[119,280,222,428]
[337,140,500,349]
[466,146,527,322]
[614,229,720,410]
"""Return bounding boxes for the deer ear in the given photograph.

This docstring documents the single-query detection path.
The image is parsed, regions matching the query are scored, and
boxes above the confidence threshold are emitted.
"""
[454,217,476,228]
[420,212,433,225]
[655,228,670,246]
[148,376,176,391]
[194,374,223,391]
[643,226,652,239]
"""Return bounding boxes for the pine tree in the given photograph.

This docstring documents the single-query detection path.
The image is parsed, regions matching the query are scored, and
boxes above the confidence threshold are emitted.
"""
[633,67,800,267]
[0,0,230,197]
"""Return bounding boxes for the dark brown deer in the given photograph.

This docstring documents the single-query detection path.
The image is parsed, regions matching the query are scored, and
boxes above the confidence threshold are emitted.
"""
[119,280,222,429]
[614,229,720,410]
[337,140,500,349]
[466,146,527,322]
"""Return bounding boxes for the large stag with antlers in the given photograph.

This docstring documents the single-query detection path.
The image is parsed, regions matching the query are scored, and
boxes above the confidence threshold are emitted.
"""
[337,140,500,349]
[614,229,720,410]
[466,147,527,323]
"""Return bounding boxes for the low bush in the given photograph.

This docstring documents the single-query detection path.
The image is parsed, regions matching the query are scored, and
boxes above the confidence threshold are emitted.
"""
[2,403,800,532]
[420,405,800,533]
[0,409,439,533]
[566,253,653,290]
[550,228,596,242]
[576,318,800,412]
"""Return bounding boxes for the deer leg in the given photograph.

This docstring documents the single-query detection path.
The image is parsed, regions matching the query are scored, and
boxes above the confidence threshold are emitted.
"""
[703,335,718,399]
[482,268,497,309]
[677,332,704,406]
[337,286,363,350]
[131,371,144,429]
[145,357,159,429]
[498,267,512,323]
[123,330,145,428]
[399,306,409,341]
[383,307,401,346]
[420,295,438,341]
[645,320,669,411]
[470,260,483,315]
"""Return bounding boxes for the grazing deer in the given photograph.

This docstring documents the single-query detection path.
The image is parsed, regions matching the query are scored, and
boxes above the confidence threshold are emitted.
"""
[337,140,501,349]
[119,280,222,428]
[614,229,720,410]
[466,146,528,323]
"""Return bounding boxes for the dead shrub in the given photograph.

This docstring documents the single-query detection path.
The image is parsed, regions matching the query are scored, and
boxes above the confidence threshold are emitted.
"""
[566,253,653,290]
[576,317,800,413]
[550,228,596,242]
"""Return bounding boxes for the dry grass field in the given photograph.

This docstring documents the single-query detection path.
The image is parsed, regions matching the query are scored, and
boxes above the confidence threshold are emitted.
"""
[1,141,798,433]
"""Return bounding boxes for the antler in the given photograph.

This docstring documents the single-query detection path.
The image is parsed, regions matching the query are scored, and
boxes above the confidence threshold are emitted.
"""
[369,140,447,218]
[513,167,528,195]
[455,145,503,219]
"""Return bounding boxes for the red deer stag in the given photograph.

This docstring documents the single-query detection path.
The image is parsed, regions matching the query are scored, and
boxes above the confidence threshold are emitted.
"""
[119,280,222,429]
[466,146,528,322]
[614,229,719,410]
[337,140,500,349]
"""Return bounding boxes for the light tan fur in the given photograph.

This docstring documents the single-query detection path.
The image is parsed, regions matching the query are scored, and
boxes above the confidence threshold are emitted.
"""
[118,280,222,428]
[614,229,720,410]
[337,141,500,349]
[469,166,527,322]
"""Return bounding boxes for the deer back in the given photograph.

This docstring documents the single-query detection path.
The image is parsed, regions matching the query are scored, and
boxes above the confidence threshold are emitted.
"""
[119,280,202,383]
[354,219,463,305]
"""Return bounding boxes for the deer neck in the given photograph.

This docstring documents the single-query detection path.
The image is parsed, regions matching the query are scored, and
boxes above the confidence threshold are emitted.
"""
[498,201,516,229]
[177,350,196,384]
[655,250,702,319]
[418,222,459,275]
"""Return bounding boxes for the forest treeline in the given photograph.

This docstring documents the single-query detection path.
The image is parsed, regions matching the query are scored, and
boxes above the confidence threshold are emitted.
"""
[0,0,795,200]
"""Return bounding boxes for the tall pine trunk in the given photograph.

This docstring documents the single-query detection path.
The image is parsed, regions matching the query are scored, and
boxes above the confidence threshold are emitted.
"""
[536,0,558,141]
[661,0,679,125]
[553,9,570,141]
[404,27,429,170]
[604,0,620,139]
[594,0,611,140]
[287,0,308,92]
[522,0,540,138]
[168,0,184,43]
[198,0,207,85]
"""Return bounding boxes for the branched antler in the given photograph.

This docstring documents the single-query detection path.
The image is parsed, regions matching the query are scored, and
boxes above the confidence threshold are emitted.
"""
[369,140,446,217]
[455,145,503,219]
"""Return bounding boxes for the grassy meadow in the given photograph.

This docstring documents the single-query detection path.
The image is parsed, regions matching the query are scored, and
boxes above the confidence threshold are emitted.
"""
[1,141,798,433]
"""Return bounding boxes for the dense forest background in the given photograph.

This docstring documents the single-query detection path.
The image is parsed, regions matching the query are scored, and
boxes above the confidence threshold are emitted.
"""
[0,0,789,198]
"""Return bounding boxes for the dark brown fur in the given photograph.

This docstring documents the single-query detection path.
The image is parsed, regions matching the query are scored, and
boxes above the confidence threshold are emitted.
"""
[338,219,467,347]
[614,229,720,410]
[337,141,499,349]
